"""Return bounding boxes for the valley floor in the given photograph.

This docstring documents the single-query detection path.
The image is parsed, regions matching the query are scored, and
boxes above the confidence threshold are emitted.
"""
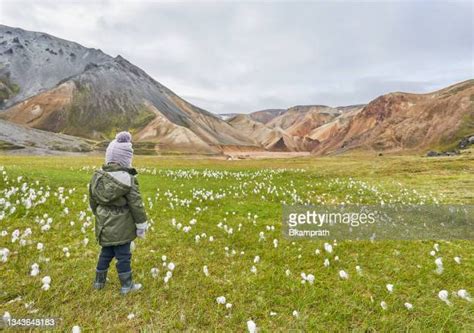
[0,153,473,331]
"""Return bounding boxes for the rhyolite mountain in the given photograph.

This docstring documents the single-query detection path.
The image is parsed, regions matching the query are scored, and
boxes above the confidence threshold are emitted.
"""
[311,80,474,155]
[0,25,256,154]
[224,82,473,154]
[1,25,472,155]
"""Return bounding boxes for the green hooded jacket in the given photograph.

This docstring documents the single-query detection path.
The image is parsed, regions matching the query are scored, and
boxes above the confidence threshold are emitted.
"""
[89,163,148,246]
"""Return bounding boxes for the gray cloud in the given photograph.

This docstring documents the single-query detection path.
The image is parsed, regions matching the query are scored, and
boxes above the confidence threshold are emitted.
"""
[1,0,472,114]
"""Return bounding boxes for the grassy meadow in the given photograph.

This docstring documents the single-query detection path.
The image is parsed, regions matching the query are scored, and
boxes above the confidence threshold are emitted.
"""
[0,152,473,331]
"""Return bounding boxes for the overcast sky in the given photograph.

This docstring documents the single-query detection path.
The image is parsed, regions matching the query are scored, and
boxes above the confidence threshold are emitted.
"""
[1,0,472,114]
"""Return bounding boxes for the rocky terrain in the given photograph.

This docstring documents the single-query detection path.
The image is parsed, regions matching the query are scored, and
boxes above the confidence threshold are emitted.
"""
[1,25,472,156]
[0,25,256,154]
[0,119,92,153]
[312,80,474,155]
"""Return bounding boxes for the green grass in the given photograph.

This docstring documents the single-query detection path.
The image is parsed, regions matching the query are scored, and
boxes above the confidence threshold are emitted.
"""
[0,153,473,331]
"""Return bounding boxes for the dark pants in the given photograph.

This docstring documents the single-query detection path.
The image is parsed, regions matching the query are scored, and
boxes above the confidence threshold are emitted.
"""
[96,242,132,274]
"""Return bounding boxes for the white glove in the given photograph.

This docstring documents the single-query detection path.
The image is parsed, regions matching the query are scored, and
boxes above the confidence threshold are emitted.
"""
[136,222,148,239]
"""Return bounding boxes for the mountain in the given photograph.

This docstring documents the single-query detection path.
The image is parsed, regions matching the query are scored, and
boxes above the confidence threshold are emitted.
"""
[222,82,473,155]
[0,25,256,154]
[312,80,474,155]
[227,114,319,152]
[0,119,92,153]
[248,109,286,124]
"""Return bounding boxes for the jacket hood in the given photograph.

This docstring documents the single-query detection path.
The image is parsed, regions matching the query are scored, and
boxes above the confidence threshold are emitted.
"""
[102,163,138,175]
[90,169,132,204]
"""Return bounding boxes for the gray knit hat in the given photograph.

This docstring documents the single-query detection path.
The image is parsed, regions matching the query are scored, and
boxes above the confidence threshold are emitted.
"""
[105,132,133,168]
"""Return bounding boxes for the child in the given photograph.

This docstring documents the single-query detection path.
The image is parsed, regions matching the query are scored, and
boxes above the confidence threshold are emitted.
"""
[88,131,148,295]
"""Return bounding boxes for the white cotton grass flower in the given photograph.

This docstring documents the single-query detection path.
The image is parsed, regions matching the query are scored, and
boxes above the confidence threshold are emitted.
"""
[3,311,11,320]
[41,275,51,290]
[72,325,81,333]
[30,263,40,276]
[386,284,394,293]
[253,255,260,264]
[164,271,172,284]
[250,266,257,274]
[37,243,44,251]
[127,313,135,320]
[430,250,436,257]
[167,262,175,271]
[269,311,277,316]
[324,243,333,253]
[438,290,452,306]
[355,265,362,275]
[404,302,413,310]
[454,256,461,264]
[225,303,233,309]
[216,296,226,305]
[292,310,299,318]
[247,319,257,333]
[150,267,159,278]
[434,258,444,275]
[339,270,349,280]
[324,259,330,267]
[203,265,209,277]
[273,239,278,248]
[433,243,440,252]
[380,301,388,310]
[300,272,315,284]
[0,248,10,263]
[457,289,472,302]
[315,249,320,255]
[162,255,167,262]
[285,269,291,276]
[41,276,51,285]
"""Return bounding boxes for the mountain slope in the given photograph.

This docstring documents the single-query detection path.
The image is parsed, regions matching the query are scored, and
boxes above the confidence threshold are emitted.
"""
[312,80,474,155]
[0,24,111,108]
[0,119,92,153]
[0,25,256,153]
[248,109,286,124]
[227,114,320,152]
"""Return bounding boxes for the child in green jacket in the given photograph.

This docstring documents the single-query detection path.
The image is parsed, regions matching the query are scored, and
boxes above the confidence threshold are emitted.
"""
[89,132,148,295]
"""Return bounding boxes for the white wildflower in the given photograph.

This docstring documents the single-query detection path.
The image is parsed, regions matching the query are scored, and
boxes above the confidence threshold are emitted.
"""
[438,290,451,306]
[216,296,226,305]
[30,263,40,276]
[247,319,257,333]
[150,267,159,278]
[339,270,349,280]
[324,259,330,267]
[324,243,333,253]
[457,289,472,302]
